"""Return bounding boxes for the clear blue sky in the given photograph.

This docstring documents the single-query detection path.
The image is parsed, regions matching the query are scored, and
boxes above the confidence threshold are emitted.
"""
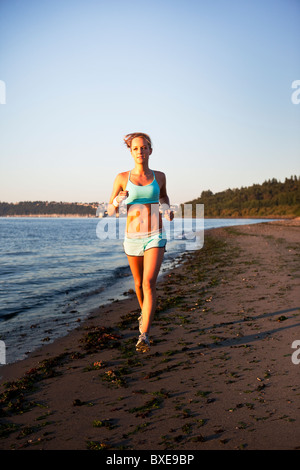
[0,0,299,204]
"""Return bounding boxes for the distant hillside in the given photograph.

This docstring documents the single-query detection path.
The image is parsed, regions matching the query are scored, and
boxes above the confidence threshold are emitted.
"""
[1,176,299,218]
[0,201,98,217]
[183,176,300,218]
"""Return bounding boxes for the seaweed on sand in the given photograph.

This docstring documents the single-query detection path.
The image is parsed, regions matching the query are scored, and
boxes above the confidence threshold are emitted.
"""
[79,326,122,353]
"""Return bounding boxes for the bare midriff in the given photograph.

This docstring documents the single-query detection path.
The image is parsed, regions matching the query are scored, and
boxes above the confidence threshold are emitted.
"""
[126,203,162,238]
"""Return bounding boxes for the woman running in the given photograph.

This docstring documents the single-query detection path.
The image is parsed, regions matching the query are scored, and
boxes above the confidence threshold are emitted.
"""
[107,132,174,352]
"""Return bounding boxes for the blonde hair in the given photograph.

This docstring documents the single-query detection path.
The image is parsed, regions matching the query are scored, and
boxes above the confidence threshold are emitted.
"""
[123,132,152,150]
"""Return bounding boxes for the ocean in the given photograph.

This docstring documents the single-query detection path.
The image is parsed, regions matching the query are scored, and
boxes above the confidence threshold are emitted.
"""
[0,216,276,364]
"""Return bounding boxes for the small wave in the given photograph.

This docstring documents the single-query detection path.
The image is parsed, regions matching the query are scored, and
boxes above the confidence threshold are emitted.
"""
[0,269,18,276]
[4,251,35,257]
[113,265,131,278]
[0,307,29,322]
[61,263,131,304]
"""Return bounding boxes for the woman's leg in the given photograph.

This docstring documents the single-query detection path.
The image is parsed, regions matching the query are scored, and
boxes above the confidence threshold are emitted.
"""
[126,255,144,310]
[141,247,165,334]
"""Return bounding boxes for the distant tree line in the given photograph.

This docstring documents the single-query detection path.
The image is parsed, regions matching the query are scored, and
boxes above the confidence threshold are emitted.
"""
[183,176,300,218]
[1,176,299,218]
[0,201,97,216]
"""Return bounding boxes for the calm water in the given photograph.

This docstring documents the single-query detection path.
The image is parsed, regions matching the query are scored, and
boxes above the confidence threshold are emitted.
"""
[0,217,275,364]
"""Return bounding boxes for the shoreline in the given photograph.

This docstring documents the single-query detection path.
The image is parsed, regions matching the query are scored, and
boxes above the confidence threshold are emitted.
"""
[0,217,287,366]
[0,214,97,218]
[0,215,294,219]
[0,219,299,450]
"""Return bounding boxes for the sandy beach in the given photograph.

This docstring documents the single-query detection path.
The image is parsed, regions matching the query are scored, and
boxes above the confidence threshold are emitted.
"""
[0,219,299,451]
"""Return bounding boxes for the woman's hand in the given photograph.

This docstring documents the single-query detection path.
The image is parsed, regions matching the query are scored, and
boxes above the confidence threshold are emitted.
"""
[164,209,174,221]
[113,191,129,207]
[116,190,129,204]
[160,203,174,221]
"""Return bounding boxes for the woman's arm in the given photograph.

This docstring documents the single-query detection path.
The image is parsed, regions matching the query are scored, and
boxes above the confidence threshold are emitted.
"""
[158,172,174,221]
[107,173,128,216]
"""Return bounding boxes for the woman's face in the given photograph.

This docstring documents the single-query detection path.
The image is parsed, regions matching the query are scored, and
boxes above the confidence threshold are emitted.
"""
[130,137,152,165]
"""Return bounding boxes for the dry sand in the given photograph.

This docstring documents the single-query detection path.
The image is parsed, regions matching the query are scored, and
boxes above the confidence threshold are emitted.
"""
[0,220,299,451]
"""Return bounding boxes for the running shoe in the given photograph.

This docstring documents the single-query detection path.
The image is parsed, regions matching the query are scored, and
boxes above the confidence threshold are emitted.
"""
[136,332,150,353]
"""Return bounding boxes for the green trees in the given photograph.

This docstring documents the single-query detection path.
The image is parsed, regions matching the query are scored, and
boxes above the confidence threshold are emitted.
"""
[184,176,300,218]
[0,201,97,217]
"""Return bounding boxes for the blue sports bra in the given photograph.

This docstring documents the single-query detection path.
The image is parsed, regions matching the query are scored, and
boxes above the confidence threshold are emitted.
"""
[125,170,160,205]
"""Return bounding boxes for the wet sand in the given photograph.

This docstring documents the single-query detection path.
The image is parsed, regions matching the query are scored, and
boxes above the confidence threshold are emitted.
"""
[0,219,299,450]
